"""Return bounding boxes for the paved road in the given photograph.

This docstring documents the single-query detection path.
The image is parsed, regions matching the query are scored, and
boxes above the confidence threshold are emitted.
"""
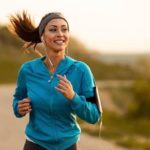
[96,80,133,88]
[0,84,129,150]
[79,133,128,150]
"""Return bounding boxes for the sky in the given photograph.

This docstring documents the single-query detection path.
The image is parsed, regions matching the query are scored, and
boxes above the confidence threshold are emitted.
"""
[0,0,150,54]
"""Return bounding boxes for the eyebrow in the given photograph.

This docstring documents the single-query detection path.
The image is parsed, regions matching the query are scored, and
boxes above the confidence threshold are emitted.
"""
[49,25,67,28]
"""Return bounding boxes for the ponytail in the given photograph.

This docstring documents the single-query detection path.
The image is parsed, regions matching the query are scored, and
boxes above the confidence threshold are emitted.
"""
[9,11,41,50]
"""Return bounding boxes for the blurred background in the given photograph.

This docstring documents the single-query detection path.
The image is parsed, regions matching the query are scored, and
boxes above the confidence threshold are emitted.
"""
[0,0,150,150]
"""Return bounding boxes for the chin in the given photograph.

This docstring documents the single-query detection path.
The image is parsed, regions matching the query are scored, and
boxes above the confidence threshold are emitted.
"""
[54,48,65,53]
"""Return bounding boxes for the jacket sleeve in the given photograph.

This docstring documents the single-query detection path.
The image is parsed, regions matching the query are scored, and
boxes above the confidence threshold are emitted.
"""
[70,63,101,124]
[13,64,27,118]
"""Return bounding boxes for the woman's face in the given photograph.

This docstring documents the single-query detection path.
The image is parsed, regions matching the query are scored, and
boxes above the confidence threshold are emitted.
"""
[42,19,69,53]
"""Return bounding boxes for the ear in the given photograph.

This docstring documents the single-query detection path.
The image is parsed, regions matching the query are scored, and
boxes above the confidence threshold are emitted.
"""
[41,36,44,42]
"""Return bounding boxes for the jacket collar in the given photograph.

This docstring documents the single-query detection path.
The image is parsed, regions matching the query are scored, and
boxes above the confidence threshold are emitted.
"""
[39,55,76,75]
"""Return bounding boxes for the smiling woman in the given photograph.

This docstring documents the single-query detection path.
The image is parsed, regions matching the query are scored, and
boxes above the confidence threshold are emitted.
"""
[8,10,102,150]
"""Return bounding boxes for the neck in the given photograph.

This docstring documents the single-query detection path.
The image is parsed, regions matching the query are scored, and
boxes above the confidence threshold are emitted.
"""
[44,50,65,73]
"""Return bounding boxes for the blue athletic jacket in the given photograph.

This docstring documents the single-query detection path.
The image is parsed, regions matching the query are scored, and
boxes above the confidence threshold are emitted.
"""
[13,56,100,150]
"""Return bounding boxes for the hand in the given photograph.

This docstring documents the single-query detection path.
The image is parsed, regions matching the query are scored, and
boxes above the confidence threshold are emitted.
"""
[18,98,32,116]
[55,74,75,100]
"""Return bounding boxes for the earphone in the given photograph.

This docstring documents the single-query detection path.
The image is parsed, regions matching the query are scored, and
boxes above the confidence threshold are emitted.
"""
[41,36,54,68]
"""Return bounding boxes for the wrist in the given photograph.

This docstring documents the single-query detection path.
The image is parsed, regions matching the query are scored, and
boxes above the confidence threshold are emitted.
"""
[68,92,75,100]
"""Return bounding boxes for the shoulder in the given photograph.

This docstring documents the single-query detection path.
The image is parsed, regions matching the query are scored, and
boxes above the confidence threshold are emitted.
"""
[67,56,92,73]
[75,61,93,76]
[19,57,41,72]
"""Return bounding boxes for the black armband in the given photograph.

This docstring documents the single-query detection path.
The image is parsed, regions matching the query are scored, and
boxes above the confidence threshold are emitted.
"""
[86,86,103,113]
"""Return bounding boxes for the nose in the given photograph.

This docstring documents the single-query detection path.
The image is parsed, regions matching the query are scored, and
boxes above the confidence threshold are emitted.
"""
[57,29,63,36]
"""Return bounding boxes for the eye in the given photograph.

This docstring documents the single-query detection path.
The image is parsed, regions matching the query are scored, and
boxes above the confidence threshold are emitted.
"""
[62,28,68,32]
[49,28,57,32]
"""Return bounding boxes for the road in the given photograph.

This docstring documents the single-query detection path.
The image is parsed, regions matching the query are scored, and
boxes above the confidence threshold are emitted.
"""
[0,84,129,150]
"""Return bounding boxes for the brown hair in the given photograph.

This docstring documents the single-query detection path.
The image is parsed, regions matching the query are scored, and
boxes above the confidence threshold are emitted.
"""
[9,10,41,50]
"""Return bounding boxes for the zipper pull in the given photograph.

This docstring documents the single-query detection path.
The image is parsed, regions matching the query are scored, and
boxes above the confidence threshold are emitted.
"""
[48,75,54,83]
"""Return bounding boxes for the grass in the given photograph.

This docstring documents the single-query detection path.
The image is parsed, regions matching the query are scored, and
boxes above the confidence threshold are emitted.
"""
[109,87,133,111]
[117,137,150,150]
[80,110,150,150]
[78,85,150,150]
[79,111,150,150]
[0,46,38,83]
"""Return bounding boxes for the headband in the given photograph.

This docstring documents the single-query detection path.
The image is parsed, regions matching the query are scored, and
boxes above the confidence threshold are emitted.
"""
[38,12,69,37]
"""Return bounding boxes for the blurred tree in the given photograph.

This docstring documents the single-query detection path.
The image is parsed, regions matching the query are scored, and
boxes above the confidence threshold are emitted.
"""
[128,79,150,118]
[0,25,22,48]
[136,58,150,78]
[0,25,145,83]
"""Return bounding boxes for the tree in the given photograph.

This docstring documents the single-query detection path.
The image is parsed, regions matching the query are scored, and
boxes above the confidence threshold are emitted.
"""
[129,79,150,118]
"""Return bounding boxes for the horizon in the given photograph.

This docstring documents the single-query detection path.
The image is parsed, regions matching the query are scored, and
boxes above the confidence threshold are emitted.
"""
[0,0,149,54]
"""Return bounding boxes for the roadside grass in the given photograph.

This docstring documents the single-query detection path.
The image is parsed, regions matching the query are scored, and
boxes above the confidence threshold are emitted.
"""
[117,136,150,150]
[79,111,150,150]
[0,46,38,83]
[108,87,133,112]
[0,59,21,83]
[78,87,150,150]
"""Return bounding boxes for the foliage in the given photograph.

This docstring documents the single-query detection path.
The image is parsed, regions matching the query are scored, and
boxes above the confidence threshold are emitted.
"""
[78,85,150,150]
[136,57,150,78]
[79,110,150,150]
[128,79,150,118]
[0,25,144,83]
[0,25,22,48]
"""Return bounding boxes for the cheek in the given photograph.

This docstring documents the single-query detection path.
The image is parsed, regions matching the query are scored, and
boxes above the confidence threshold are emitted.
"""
[46,36,54,43]
[44,32,54,40]
[65,34,70,42]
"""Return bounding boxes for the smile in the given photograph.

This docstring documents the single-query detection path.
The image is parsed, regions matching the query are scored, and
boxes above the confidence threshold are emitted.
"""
[54,40,65,45]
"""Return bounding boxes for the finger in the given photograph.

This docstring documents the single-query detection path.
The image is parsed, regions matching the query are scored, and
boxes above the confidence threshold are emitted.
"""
[18,99,31,108]
[18,104,31,110]
[64,75,71,85]
[19,112,26,116]
[55,86,66,94]
[22,98,30,103]
[64,75,67,79]
[19,106,32,112]
[25,108,32,114]
[18,98,30,105]
[23,98,30,102]
[19,108,32,115]
[18,103,31,108]
[58,83,68,90]
[59,80,69,88]
[19,106,31,112]
[57,74,69,83]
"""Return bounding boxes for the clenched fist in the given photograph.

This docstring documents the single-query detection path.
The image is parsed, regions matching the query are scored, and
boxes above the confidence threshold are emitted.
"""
[18,98,32,116]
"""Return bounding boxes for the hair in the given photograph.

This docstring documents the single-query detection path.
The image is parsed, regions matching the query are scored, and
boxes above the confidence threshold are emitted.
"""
[38,12,69,37]
[9,10,41,50]
[9,11,69,52]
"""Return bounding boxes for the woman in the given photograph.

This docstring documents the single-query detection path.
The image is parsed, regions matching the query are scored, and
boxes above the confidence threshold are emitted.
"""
[10,11,101,150]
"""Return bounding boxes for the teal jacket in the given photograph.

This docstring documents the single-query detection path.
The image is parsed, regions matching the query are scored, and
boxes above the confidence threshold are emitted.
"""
[13,56,100,150]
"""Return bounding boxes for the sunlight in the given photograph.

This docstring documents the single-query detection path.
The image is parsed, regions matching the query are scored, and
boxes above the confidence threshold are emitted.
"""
[0,0,149,53]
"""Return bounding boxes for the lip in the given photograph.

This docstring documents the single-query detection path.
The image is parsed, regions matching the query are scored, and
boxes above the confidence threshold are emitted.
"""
[54,39,65,41]
[54,39,65,45]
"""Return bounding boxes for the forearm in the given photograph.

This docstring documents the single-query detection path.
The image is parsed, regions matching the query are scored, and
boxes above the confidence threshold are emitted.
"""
[70,93,101,124]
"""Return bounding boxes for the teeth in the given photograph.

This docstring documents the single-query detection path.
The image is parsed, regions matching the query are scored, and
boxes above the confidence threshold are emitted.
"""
[55,40,64,44]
